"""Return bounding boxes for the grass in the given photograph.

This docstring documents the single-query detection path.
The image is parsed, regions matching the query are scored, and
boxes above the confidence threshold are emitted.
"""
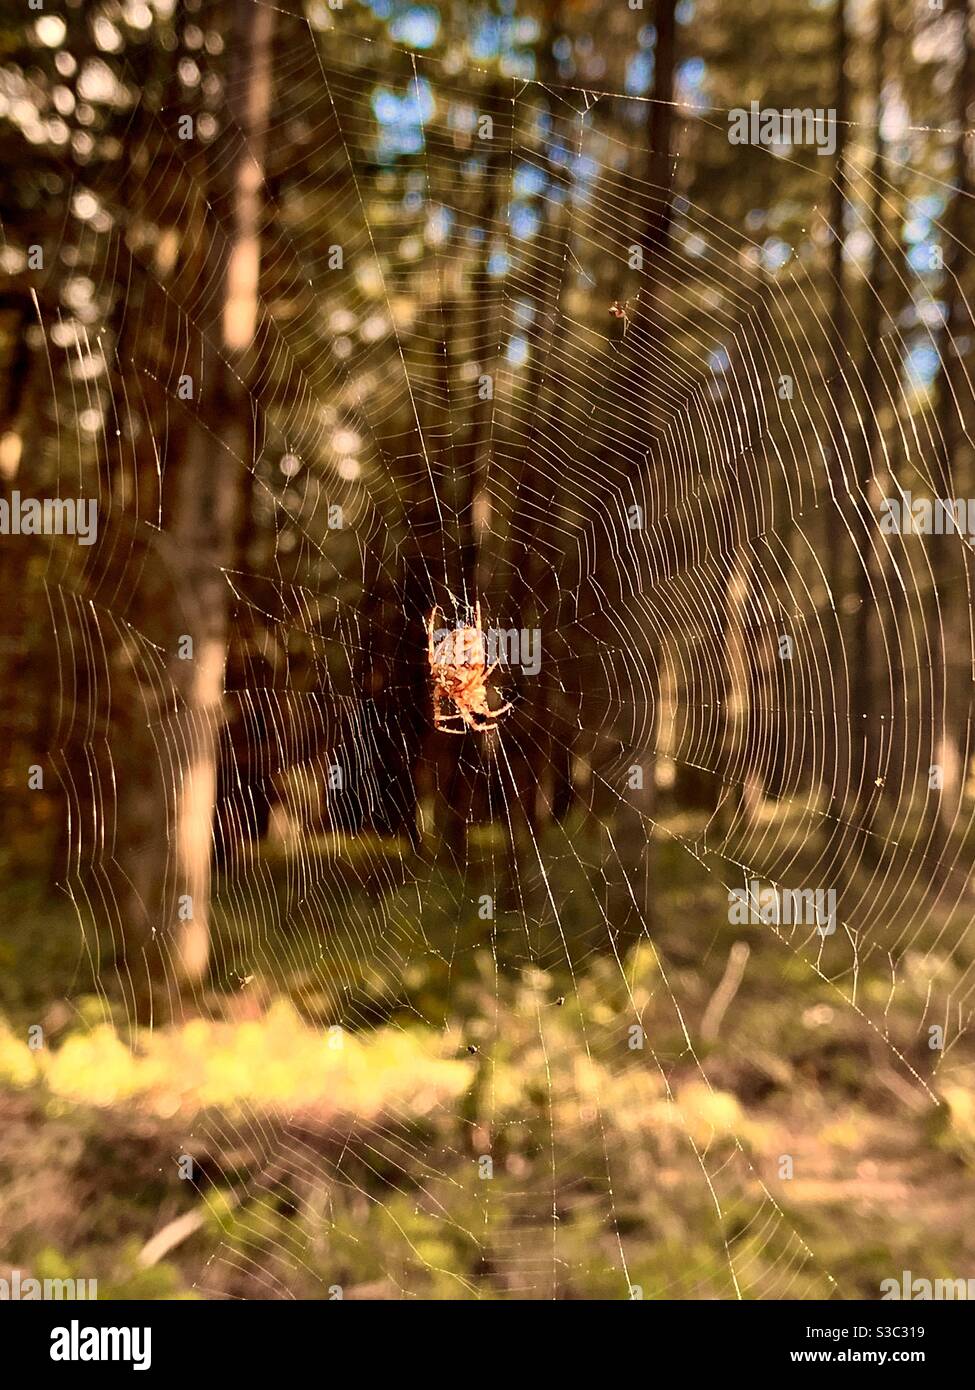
[1,807,974,1298]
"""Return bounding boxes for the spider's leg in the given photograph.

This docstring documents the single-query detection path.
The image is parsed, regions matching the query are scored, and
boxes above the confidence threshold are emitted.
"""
[434,703,466,725]
[487,701,513,718]
[458,704,482,732]
[470,712,501,731]
[433,711,467,733]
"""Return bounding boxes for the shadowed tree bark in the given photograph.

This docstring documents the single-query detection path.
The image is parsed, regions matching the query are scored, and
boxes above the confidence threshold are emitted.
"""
[170,0,276,984]
[820,0,853,881]
[846,0,892,866]
[927,0,975,852]
[611,0,678,925]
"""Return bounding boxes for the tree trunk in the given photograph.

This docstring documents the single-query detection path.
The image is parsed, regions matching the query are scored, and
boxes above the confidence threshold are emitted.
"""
[847,0,891,864]
[612,0,677,904]
[928,0,975,850]
[171,0,275,983]
[821,0,852,876]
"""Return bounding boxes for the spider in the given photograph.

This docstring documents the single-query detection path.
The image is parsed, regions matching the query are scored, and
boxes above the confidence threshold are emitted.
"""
[608,299,632,336]
[427,601,512,734]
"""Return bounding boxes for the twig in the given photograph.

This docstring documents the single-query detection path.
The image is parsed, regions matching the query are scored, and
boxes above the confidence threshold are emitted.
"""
[701,942,751,1042]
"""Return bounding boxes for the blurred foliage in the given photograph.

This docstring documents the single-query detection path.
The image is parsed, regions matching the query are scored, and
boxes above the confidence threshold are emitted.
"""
[2,825,975,1297]
[0,1001,471,1119]
[2,0,975,1303]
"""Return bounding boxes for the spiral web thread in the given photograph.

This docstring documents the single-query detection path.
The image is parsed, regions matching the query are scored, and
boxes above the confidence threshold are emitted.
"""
[24,1,975,1297]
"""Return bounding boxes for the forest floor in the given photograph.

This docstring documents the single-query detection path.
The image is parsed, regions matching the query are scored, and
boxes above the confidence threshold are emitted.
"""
[2,809,975,1299]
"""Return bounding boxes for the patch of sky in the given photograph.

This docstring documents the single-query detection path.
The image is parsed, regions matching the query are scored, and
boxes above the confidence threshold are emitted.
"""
[372,78,434,126]
[513,163,547,197]
[372,77,434,160]
[472,14,501,59]
[679,57,705,92]
[513,17,539,42]
[501,51,535,79]
[906,243,938,273]
[913,194,945,219]
[426,205,452,243]
[626,52,653,96]
[573,153,598,183]
[916,298,946,327]
[510,202,540,239]
[762,237,792,271]
[905,340,941,388]
[506,335,528,367]
[388,6,439,48]
[377,126,424,159]
[903,216,930,244]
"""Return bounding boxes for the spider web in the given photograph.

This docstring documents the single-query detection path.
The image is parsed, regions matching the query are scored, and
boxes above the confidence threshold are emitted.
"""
[13,0,975,1299]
